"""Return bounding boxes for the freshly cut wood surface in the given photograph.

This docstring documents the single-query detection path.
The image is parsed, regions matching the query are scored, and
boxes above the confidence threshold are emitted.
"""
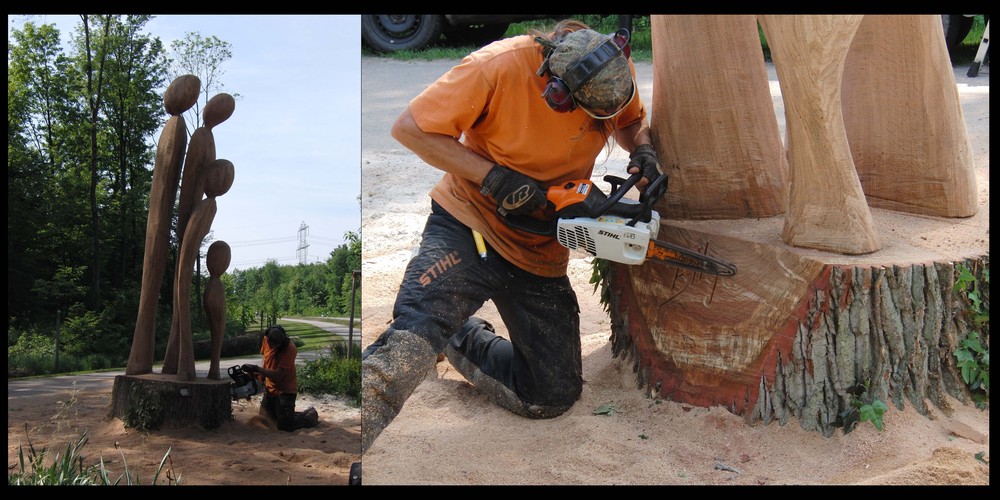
[759,15,880,255]
[843,15,978,217]
[650,15,788,220]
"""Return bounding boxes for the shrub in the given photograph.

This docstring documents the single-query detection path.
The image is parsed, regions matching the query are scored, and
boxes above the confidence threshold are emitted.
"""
[297,354,361,406]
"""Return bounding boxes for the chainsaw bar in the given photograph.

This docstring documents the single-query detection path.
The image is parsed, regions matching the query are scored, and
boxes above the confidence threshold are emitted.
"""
[646,238,738,277]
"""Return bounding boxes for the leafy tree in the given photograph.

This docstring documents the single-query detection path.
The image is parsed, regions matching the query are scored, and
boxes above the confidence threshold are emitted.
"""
[8,21,74,324]
[168,31,237,131]
[8,15,168,357]
[338,231,362,315]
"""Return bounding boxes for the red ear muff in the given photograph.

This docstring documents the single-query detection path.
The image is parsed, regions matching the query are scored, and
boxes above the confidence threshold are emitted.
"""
[542,77,575,112]
[613,28,631,59]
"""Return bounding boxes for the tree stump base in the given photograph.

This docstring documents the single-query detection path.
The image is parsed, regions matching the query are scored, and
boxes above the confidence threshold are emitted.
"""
[109,374,233,430]
[607,204,988,437]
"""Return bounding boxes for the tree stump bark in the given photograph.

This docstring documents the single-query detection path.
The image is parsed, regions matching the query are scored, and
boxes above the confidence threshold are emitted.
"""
[109,374,233,430]
[606,211,989,436]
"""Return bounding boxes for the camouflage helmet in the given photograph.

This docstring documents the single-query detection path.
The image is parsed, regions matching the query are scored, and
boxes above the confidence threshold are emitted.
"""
[544,28,633,112]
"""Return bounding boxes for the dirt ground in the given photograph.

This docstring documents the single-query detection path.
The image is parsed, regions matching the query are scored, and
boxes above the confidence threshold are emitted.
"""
[7,376,361,486]
[358,55,990,486]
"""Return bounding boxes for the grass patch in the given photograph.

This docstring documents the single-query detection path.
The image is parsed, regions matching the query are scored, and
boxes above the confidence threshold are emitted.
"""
[297,342,363,406]
[8,427,179,486]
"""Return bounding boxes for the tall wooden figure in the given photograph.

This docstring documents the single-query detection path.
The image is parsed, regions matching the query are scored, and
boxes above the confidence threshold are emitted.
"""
[162,92,235,378]
[171,158,235,381]
[125,75,200,376]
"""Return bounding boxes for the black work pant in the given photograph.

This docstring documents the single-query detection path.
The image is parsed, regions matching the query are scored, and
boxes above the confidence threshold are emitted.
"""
[380,201,583,410]
[260,392,313,432]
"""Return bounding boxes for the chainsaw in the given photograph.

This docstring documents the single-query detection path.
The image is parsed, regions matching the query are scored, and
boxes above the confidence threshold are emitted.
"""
[228,364,263,401]
[503,171,738,276]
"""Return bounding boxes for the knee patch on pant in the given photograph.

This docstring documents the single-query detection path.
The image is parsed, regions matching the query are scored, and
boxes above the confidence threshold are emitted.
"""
[361,329,439,453]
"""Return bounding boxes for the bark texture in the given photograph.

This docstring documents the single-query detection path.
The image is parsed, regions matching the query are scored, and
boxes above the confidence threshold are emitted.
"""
[109,374,233,430]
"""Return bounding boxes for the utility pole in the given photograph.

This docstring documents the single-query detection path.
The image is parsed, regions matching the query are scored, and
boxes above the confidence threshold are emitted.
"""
[297,221,309,264]
[348,269,361,359]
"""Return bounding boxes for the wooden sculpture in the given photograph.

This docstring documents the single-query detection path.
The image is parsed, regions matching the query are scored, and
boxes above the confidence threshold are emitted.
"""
[112,77,238,429]
[162,92,235,378]
[205,240,232,380]
[171,158,235,381]
[607,14,987,436]
[125,74,200,375]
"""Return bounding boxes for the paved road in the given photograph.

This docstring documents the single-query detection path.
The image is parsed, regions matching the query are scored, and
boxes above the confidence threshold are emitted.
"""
[8,318,360,402]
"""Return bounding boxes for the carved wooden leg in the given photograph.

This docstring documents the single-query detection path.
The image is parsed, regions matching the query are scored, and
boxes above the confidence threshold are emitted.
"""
[759,15,881,255]
[650,14,788,220]
[842,15,978,217]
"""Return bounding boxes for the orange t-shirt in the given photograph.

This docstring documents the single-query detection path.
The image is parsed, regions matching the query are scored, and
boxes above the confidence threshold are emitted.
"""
[408,34,646,277]
[261,337,297,396]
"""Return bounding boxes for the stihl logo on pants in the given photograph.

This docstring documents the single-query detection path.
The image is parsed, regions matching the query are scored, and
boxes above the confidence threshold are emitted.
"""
[419,250,462,286]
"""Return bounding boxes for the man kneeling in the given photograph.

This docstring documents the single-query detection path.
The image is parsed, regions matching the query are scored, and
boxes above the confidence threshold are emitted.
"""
[243,325,318,431]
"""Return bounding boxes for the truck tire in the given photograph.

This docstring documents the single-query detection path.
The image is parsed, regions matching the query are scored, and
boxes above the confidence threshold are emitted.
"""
[361,15,445,53]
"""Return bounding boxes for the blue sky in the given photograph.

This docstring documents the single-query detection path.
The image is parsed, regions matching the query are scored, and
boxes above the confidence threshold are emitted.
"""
[8,14,361,271]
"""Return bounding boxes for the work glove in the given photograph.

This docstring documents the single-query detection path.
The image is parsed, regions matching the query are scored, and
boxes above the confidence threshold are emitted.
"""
[628,143,662,186]
[480,164,547,216]
[241,364,259,374]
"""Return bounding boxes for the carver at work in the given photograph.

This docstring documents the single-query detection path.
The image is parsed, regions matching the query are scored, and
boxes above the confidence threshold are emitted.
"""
[360,18,662,453]
[242,325,318,431]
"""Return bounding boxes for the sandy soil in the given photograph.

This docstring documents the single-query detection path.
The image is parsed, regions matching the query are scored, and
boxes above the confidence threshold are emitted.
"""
[7,370,361,486]
[358,56,990,486]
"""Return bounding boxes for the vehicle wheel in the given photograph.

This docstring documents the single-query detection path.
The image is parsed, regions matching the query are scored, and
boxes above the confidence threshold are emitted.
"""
[361,15,445,53]
[443,23,511,48]
[941,14,975,52]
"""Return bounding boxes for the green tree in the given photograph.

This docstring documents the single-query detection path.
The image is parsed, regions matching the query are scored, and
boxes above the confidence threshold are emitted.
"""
[98,15,167,296]
[8,15,168,357]
[259,260,282,326]
[336,231,361,315]
[8,21,75,324]
[78,14,115,309]
[168,31,237,131]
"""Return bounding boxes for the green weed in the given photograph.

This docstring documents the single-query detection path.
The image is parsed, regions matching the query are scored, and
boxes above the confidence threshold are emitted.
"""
[837,380,888,434]
[7,427,178,485]
[953,262,989,409]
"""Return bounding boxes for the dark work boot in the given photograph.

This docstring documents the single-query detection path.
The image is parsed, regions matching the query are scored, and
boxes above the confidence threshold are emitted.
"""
[443,340,571,420]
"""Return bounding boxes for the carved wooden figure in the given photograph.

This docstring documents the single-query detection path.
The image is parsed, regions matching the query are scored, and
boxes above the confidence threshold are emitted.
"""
[162,93,236,376]
[125,74,200,376]
[205,240,232,380]
[842,15,978,217]
[759,14,880,255]
[172,159,235,381]
[649,15,788,220]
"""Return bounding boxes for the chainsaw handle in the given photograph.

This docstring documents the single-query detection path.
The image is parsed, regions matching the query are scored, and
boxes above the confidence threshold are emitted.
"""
[501,170,667,235]
[598,172,641,216]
